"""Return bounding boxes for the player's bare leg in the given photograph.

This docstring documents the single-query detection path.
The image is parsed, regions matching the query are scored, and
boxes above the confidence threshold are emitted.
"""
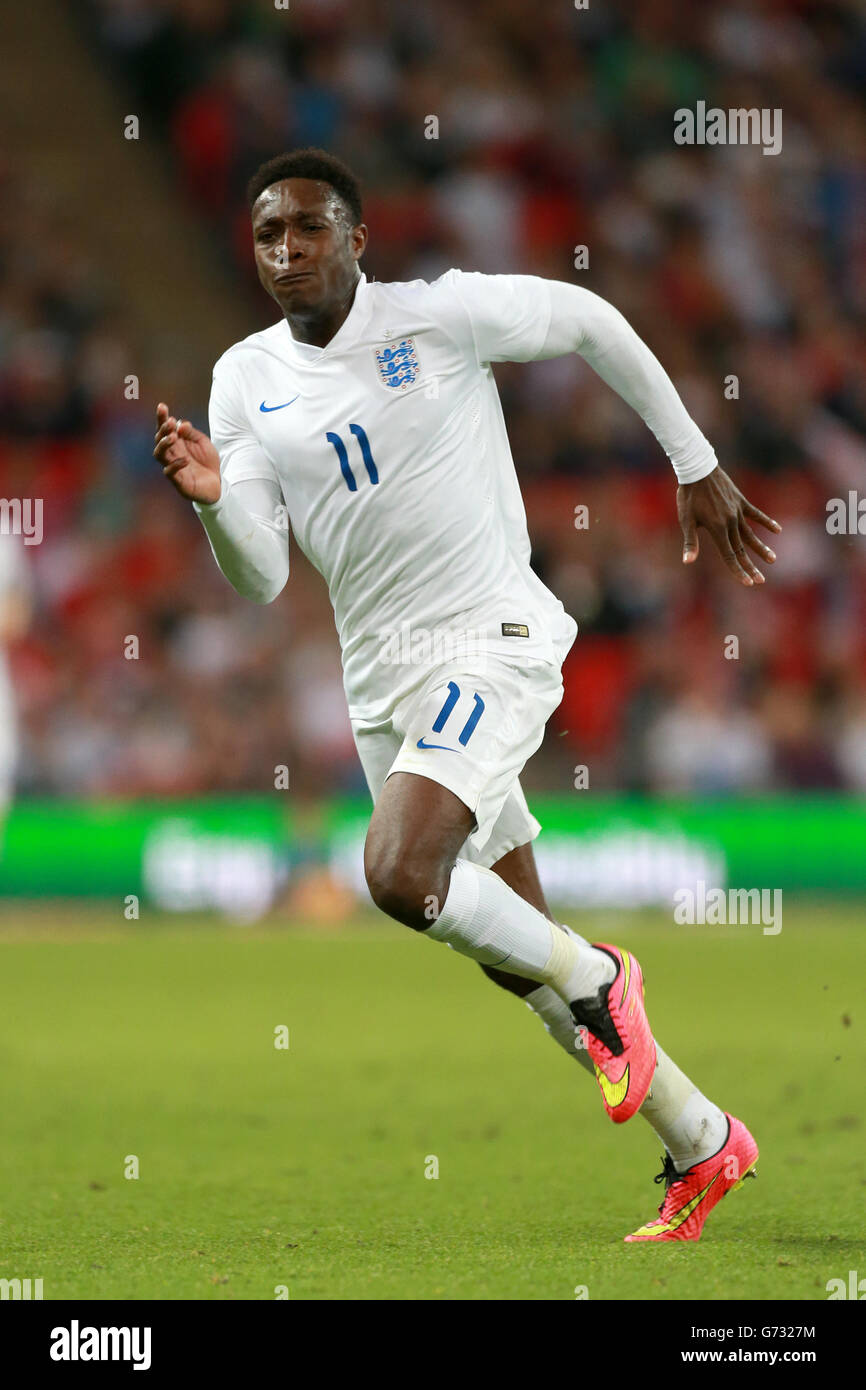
[363,771,475,929]
[490,841,556,921]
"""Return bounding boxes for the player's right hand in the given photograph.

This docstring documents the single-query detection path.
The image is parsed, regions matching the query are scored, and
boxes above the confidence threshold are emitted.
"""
[153,403,222,505]
[678,465,780,587]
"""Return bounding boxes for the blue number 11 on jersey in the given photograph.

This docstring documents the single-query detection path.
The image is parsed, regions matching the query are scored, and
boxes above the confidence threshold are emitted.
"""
[326,424,378,492]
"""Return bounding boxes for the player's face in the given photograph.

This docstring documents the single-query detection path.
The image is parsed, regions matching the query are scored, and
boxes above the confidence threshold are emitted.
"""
[251,179,366,316]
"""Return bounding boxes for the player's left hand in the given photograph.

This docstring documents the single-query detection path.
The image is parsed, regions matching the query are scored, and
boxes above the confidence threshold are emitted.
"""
[678,466,781,586]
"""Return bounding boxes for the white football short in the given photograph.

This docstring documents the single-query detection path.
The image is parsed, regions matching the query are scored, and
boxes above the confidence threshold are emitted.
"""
[350,652,565,868]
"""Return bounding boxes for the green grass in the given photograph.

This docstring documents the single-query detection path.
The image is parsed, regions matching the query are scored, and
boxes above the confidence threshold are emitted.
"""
[0,903,862,1300]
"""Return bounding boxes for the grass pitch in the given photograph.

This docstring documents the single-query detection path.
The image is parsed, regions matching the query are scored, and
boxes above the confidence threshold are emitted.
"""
[0,903,862,1300]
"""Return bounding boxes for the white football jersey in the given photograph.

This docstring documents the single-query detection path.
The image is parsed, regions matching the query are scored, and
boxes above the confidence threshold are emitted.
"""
[208,270,579,720]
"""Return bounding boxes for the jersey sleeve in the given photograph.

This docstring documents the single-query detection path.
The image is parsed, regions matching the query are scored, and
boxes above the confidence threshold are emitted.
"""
[209,355,280,485]
[193,476,290,604]
[437,269,554,365]
[436,270,717,483]
[198,353,290,602]
[533,280,718,483]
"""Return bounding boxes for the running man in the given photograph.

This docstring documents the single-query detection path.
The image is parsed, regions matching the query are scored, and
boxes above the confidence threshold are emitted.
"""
[154,148,778,1241]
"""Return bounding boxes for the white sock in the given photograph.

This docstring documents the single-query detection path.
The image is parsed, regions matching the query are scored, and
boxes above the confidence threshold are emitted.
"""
[640,1044,729,1170]
[424,860,615,1000]
[523,983,727,1170]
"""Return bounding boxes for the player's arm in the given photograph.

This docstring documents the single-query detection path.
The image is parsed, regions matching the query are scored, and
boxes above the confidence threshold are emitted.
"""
[449,271,781,587]
[153,394,289,604]
[537,282,780,586]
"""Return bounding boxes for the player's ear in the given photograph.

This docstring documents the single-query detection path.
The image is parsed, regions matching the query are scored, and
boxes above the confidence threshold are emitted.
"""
[351,223,368,262]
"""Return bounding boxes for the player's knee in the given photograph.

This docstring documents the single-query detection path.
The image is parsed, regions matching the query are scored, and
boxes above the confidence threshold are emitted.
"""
[364,845,445,930]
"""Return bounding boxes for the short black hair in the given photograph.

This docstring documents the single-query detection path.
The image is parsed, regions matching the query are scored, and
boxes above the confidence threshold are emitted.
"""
[246,148,362,226]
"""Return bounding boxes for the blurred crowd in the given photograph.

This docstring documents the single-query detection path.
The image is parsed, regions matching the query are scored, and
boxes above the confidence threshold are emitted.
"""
[2,0,865,798]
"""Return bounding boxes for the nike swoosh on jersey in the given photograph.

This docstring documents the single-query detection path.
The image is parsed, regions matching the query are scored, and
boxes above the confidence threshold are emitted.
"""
[259,397,299,412]
[416,738,460,752]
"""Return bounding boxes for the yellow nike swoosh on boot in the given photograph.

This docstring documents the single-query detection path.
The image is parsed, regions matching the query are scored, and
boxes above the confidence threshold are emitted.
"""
[594,1062,629,1109]
[630,1171,721,1237]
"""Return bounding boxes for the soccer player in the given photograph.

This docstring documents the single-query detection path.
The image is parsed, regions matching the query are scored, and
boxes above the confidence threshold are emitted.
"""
[154,148,779,1242]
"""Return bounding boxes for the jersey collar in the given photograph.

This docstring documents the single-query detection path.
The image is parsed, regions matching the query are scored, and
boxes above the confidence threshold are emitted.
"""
[280,272,371,360]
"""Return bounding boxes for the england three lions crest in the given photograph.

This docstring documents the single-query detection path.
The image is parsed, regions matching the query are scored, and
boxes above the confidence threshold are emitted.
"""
[374,337,420,390]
